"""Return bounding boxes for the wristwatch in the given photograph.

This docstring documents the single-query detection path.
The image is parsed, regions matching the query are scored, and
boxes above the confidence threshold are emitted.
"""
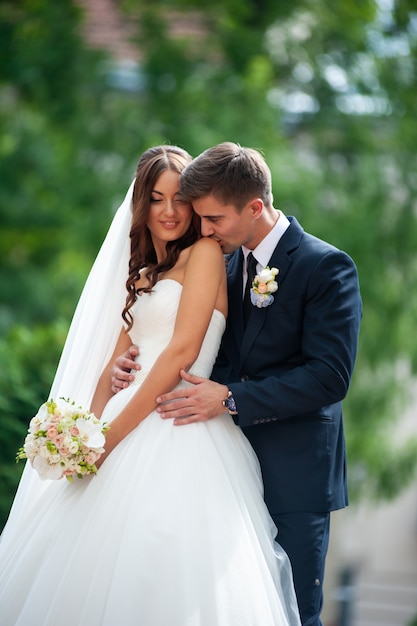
[222,390,238,416]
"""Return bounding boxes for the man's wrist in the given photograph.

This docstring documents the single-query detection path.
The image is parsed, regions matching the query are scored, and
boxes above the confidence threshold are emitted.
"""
[222,388,238,416]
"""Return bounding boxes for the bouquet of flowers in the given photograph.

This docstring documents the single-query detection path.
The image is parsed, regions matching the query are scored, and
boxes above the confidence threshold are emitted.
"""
[16,398,108,482]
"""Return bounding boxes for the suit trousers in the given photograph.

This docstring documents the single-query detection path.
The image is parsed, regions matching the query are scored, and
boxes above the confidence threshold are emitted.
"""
[271,511,330,626]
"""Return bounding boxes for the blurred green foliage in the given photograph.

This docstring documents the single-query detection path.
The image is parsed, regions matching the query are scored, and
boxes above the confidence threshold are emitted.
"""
[1,0,417,530]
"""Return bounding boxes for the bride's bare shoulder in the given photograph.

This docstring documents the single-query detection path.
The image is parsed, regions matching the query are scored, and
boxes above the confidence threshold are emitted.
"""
[188,237,223,261]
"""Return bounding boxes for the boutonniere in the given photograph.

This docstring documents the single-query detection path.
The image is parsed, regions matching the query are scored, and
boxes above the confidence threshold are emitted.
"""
[250,267,279,308]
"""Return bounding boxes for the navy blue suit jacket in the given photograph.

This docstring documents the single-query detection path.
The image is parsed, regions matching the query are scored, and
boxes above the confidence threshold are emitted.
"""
[212,217,362,516]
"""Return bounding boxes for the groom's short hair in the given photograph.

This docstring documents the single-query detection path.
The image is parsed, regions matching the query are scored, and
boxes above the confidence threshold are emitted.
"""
[179,142,273,211]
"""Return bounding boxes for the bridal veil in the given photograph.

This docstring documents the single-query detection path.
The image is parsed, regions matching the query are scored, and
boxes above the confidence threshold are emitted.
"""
[1,181,135,543]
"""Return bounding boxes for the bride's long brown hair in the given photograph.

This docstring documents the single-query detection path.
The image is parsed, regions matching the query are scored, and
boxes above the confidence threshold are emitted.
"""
[122,145,200,331]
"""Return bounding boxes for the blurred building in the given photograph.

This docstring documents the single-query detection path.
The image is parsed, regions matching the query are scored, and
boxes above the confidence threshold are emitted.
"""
[77,0,139,61]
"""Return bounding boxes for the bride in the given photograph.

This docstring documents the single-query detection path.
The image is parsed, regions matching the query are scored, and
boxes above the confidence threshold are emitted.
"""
[0,145,300,626]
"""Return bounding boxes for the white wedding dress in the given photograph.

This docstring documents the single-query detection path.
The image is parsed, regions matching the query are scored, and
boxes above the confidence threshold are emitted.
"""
[0,279,300,626]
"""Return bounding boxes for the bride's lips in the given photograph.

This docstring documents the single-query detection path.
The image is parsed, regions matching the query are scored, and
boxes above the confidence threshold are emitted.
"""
[159,221,181,230]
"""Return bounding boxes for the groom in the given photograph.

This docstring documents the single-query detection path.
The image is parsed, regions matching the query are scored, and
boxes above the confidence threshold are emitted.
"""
[112,142,362,626]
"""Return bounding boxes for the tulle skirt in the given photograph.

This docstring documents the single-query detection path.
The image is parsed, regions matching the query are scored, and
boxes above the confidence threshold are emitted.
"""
[0,384,300,625]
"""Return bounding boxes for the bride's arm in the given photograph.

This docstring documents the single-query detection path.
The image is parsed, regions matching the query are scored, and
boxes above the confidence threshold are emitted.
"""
[90,328,133,418]
[98,237,226,464]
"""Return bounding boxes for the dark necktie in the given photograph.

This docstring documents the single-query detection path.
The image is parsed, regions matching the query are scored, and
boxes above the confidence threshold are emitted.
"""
[243,252,258,326]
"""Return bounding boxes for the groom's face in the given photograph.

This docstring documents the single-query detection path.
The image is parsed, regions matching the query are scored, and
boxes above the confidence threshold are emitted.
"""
[193,194,259,254]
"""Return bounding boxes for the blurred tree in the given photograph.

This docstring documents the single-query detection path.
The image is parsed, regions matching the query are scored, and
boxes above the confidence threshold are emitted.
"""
[0,322,66,525]
[0,0,130,330]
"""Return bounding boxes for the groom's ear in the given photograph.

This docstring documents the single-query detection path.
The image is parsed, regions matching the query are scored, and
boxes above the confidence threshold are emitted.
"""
[247,198,264,219]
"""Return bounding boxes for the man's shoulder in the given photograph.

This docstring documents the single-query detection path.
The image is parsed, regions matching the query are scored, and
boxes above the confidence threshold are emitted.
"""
[286,216,349,258]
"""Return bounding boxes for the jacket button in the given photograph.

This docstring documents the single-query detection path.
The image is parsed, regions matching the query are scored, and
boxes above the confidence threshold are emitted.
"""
[240,375,249,381]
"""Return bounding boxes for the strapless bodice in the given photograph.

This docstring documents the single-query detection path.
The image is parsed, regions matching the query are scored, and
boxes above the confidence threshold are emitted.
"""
[128,279,226,380]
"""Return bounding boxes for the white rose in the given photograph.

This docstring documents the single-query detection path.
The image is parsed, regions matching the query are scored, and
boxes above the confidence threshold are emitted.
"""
[24,439,39,458]
[60,416,74,430]
[63,436,73,448]
[29,416,42,434]
[68,441,79,454]
[267,280,278,294]
[67,458,79,472]
[257,267,279,284]
[257,269,272,282]
[39,444,52,458]
[60,457,70,470]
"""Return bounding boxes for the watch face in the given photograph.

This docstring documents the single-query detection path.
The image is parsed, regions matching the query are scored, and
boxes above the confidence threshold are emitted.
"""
[226,395,237,414]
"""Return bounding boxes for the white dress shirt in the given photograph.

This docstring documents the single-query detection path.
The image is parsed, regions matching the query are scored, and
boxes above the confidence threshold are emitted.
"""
[241,211,290,295]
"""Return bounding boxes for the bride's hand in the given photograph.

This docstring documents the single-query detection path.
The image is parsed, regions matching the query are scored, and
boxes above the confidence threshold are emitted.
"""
[95,424,119,470]
[95,453,106,470]
[111,345,140,393]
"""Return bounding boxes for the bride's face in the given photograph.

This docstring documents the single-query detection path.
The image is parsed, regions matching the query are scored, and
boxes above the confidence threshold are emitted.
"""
[147,170,193,254]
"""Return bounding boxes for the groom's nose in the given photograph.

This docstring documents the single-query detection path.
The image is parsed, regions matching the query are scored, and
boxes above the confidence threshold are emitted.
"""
[201,219,215,237]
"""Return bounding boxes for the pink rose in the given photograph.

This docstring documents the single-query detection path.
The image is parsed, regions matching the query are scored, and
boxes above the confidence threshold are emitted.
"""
[257,282,268,294]
[55,434,65,447]
[70,426,79,436]
[59,446,70,457]
[47,427,59,440]
[85,452,98,465]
